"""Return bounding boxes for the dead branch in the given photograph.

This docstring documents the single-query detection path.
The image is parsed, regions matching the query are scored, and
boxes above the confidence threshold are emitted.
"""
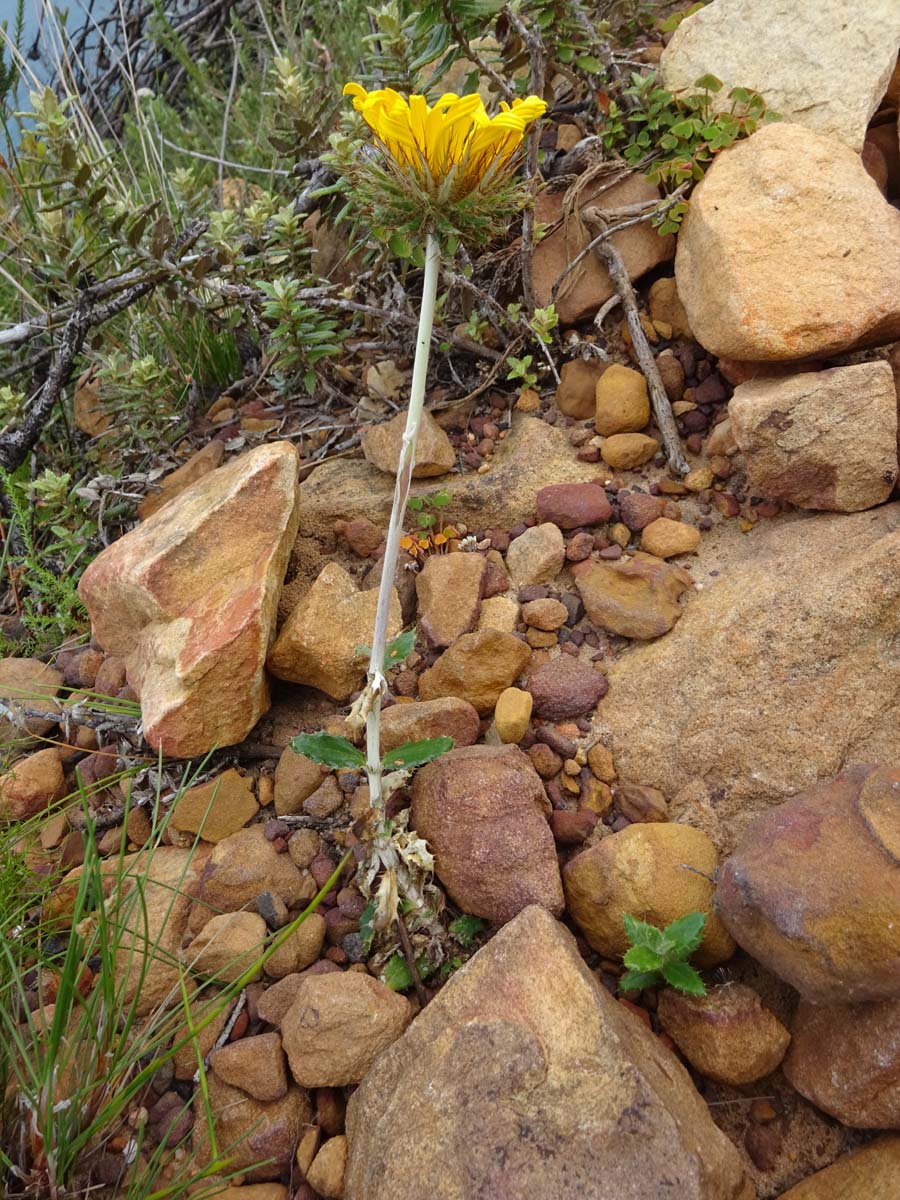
[583,205,689,477]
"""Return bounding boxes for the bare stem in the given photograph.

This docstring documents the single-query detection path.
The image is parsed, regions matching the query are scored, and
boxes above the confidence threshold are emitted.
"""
[364,232,441,830]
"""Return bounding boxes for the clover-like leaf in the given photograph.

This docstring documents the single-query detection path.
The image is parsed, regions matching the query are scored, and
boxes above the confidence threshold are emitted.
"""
[381,736,453,771]
[383,953,414,991]
[290,732,365,769]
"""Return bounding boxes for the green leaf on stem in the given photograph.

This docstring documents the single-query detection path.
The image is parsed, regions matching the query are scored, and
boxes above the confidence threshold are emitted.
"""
[290,732,365,769]
[381,736,454,771]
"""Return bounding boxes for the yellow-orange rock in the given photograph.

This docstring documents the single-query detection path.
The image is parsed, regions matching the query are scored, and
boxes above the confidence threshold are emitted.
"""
[138,441,225,519]
[78,442,300,757]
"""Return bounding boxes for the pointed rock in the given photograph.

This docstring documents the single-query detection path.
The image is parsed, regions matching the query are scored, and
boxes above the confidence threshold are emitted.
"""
[344,905,753,1200]
[78,443,300,757]
[361,409,455,478]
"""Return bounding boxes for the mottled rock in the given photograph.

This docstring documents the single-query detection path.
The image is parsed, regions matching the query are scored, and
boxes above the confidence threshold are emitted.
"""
[505,523,565,586]
[600,433,659,470]
[170,769,258,843]
[416,552,486,648]
[533,174,675,325]
[729,363,898,511]
[536,483,612,529]
[194,825,311,919]
[675,123,900,360]
[521,598,568,631]
[575,553,692,639]
[268,562,400,701]
[418,629,531,715]
[476,595,520,633]
[640,517,701,558]
[209,1031,288,1102]
[777,1140,900,1199]
[344,906,752,1200]
[0,748,66,820]
[716,765,900,1003]
[661,0,900,151]
[282,971,412,1086]
[658,983,790,1085]
[595,365,650,436]
[526,656,607,720]
[193,1074,311,1181]
[274,747,329,817]
[185,911,267,983]
[0,657,63,745]
[594,505,900,851]
[784,997,900,1128]
[555,359,607,419]
[361,409,455,477]
[564,823,734,967]
[494,687,533,743]
[380,696,480,752]
[411,744,563,923]
[618,491,666,532]
[78,443,300,756]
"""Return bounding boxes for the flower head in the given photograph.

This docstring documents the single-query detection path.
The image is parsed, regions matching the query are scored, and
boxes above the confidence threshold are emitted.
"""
[343,83,546,199]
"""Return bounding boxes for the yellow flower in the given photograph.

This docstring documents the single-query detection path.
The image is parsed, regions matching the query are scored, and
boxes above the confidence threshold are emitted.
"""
[343,83,546,197]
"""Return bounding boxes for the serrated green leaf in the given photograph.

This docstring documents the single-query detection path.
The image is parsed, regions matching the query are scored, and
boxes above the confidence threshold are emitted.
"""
[664,911,707,957]
[620,968,659,993]
[662,961,706,995]
[290,732,365,769]
[623,944,662,973]
[389,232,413,259]
[383,953,413,991]
[450,913,488,946]
[385,629,416,665]
[381,736,454,771]
[623,913,670,957]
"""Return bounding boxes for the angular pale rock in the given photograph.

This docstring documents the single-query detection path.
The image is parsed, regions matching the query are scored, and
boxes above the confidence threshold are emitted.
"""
[380,697,480,752]
[193,1074,311,1181]
[594,504,900,851]
[416,552,486,648]
[417,629,531,715]
[411,745,563,923]
[506,523,565,587]
[716,764,900,1004]
[533,174,674,325]
[661,0,900,152]
[209,1030,288,1102]
[307,1135,348,1200]
[675,123,900,360]
[729,362,898,512]
[0,748,66,820]
[640,517,701,558]
[777,1139,900,1199]
[574,553,693,638]
[555,359,607,419]
[658,983,790,1086]
[170,768,258,843]
[361,409,455,478]
[344,906,753,1200]
[274,747,329,816]
[563,823,734,967]
[267,561,400,701]
[784,997,900,1128]
[281,971,412,1086]
[193,825,312,921]
[264,911,326,979]
[0,657,63,745]
[476,595,520,633]
[78,442,300,757]
[184,911,267,983]
[138,440,225,519]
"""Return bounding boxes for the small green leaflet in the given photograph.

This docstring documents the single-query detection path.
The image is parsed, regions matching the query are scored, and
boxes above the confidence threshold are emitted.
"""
[450,913,488,946]
[383,954,413,991]
[359,900,377,953]
[354,629,416,666]
[290,732,365,769]
[662,961,706,995]
[381,736,453,771]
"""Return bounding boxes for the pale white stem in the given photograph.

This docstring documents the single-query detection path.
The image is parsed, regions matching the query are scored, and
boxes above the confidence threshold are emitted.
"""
[365,232,441,831]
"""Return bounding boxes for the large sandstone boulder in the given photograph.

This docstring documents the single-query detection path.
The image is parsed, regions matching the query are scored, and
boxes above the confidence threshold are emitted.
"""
[729,362,898,511]
[533,172,674,325]
[716,764,900,1004]
[675,123,900,360]
[594,503,900,850]
[344,905,753,1200]
[776,1138,900,1198]
[410,744,563,923]
[784,997,900,1129]
[78,442,300,756]
[660,0,900,151]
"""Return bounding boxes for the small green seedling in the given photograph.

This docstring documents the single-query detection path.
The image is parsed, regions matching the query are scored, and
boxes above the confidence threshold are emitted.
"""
[620,911,707,995]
